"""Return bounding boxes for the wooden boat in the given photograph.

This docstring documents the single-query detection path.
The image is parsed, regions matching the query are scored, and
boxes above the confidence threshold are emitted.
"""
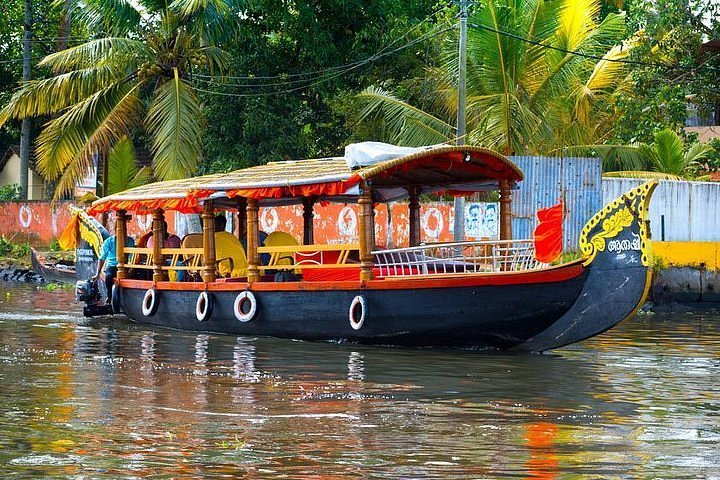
[87,144,657,352]
[30,248,77,284]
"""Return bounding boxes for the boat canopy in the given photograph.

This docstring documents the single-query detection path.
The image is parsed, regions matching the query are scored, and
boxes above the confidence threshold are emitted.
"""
[89,144,523,215]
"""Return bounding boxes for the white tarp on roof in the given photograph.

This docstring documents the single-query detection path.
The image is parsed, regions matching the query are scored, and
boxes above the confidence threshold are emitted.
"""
[344,142,436,169]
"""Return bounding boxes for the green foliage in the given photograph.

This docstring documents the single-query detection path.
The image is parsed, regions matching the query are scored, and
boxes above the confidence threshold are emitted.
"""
[48,237,61,251]
[199,0,440,172]
[0,184,21,201]
[0,236,31,259]
[107,136,152,194]
[350,0,633,154]
[704,138,720,172]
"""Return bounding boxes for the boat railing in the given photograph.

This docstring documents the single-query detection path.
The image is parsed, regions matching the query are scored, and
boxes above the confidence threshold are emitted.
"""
[123,247,205,272]
[371,239,547,277]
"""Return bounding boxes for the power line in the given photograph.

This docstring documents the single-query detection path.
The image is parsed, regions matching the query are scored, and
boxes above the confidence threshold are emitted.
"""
[193,25,454,97]
[469,22,720,73]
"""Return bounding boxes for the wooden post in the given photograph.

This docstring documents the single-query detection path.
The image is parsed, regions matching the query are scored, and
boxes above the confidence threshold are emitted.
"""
[499,179,512,240]
[302,197,315,245]
[201,201,216,283]
[246,198,260,283]
[408,188,421,247]
[116,210,127,280]
[152,209,166,282]
[358,186,375,282]
[236,197,247,242]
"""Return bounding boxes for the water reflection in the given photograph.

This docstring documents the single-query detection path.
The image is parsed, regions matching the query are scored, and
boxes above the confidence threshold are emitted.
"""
[1,283,719,478]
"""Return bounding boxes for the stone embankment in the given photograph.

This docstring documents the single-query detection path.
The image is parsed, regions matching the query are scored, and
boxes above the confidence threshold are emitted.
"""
[0,265,44,284]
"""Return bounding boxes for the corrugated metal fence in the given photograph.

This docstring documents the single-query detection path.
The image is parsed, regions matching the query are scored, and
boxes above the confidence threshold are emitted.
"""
[603,178,720,242]
[510,156,602,250]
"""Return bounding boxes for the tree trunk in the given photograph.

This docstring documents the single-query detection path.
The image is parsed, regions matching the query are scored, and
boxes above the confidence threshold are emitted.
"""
[19,0,33,200]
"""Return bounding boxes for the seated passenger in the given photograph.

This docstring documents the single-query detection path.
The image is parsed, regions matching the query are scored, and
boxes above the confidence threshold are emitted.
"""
[214,215,248,277]
[147,221,181,248]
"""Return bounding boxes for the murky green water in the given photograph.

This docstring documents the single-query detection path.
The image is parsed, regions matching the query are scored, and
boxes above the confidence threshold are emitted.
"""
[1,282,719,479]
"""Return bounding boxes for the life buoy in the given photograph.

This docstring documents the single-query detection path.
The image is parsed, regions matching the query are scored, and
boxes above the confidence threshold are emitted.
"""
[234,291,257,322]
[111,284,122,314]
[196,291,213,322]
[349,295,366,330]
[141,288,158,316]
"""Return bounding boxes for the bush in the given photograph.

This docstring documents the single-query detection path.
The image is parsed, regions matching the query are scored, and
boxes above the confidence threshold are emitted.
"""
[0,184,21,201]
[0,236,31,260]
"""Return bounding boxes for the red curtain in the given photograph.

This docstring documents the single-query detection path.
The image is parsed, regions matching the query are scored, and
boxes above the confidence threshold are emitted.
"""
[533,202,563,263]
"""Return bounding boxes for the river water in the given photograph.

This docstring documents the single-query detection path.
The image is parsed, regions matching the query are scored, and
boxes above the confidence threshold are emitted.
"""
[0,283,718,479]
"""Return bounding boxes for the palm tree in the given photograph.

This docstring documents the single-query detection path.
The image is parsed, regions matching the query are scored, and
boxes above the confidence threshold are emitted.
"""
[354,0,634,155]
[0,0,234,201]
[599,128,713,179]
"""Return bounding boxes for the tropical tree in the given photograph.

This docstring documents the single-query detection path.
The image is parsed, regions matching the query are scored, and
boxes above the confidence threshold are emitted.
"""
[598,127,713,178]
[0,0,234,200]
[353,0,635,155]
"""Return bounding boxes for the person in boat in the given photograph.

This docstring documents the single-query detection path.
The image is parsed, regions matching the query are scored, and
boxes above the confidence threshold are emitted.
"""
[92,233,135,302]
[214,215,248,278]
[146,221,181,249]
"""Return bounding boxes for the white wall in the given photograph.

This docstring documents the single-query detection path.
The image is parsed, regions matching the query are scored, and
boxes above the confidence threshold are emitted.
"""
[603,178,720,242]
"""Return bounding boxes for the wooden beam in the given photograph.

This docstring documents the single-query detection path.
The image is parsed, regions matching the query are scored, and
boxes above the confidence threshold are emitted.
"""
[358,185,375,282]
[302,197,315,245]
[246,198,260,283]
[152,209,167,282]
[201,201,216,283]
[499,179,512,240]
[115,209,127,280]
[408,188,421,247]
[236,197,247,241]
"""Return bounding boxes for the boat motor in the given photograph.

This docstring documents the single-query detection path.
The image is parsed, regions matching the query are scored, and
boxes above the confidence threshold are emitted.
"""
[75,278,113,317]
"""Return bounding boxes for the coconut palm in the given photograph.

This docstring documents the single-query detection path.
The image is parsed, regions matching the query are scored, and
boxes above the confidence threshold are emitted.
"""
[355,0,634,155]
[598,128,713,179]
[0,0,233,201]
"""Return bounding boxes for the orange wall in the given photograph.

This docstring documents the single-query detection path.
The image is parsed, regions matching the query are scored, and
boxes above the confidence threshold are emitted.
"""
[0,201,459,248]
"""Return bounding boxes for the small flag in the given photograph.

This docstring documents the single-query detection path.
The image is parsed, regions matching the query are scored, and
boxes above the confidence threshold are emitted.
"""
[533,202,564,263]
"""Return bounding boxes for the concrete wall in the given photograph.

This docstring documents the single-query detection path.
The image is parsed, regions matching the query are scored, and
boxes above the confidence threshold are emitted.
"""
[603,178,720,242]
[0,153,44,200]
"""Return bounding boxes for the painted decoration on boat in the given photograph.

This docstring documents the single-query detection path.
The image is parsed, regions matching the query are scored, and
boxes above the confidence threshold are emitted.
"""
[579,181,657,267]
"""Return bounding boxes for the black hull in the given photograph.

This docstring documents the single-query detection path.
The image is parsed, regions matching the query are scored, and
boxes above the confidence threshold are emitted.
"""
[31,249,77,284]
[119,270,588,350]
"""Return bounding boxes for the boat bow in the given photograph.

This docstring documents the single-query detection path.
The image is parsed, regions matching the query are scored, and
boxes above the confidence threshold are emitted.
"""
[512,181,658,352]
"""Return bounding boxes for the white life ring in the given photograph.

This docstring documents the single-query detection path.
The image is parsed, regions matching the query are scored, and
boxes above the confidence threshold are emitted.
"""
[141,288,158,316]
[18,205,32,229]
[349,295,366,330]
[234,291,257,322]
[422,207,444,239]
[195,291,213,321]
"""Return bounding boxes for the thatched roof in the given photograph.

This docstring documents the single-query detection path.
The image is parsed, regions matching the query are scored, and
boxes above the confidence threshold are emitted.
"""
[90,145,522,214]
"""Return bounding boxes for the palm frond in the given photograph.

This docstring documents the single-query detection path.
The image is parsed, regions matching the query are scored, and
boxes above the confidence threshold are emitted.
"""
[39,38,149,72]
[107,136,152,194]
[75,0,143,36]
[36,83,143,200]
[0,66,126,125]
[566,144,647,171]
[355,86,454,147]
[651,128,685,175]
[145,68,203,180]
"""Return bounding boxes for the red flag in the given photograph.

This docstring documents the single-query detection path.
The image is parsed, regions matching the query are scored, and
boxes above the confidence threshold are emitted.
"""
[533,202,564,263]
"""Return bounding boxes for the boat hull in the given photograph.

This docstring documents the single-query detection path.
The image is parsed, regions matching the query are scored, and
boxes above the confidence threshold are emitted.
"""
[118,264,587,350]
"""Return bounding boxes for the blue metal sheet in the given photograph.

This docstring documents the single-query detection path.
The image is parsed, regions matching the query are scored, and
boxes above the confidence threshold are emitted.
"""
[510,156,602,251]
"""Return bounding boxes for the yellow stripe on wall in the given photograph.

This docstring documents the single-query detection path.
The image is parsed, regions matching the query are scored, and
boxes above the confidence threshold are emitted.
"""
[652,242,720,271]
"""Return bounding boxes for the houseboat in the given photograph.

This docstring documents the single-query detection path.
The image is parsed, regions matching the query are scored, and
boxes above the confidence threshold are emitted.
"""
[86,143,657,352]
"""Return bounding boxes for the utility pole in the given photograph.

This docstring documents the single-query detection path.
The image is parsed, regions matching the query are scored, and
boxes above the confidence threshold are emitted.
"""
[453,0,468,242]
[19,0,33,200]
